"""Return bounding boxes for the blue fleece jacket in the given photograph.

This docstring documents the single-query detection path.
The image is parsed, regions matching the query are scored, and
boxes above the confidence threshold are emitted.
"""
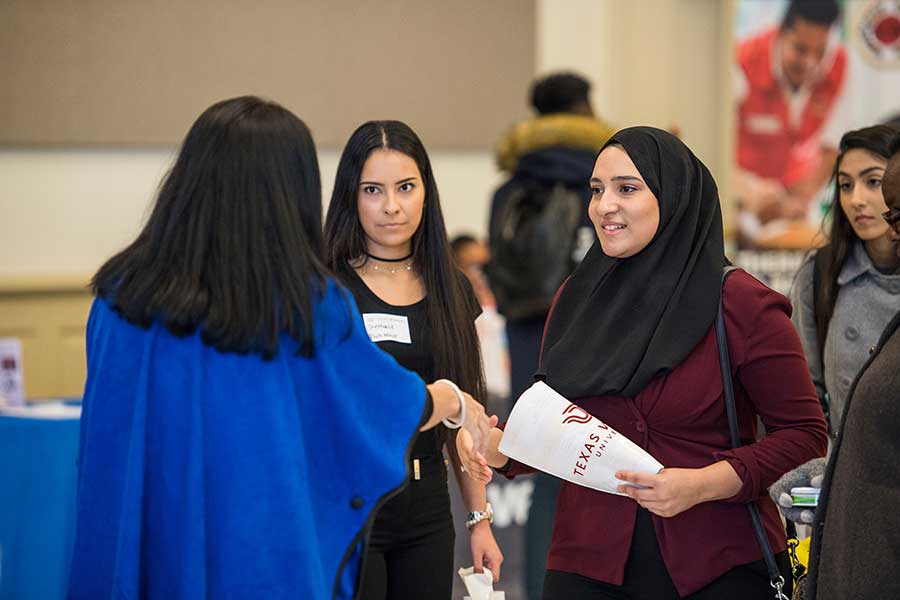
[67,281,425,599]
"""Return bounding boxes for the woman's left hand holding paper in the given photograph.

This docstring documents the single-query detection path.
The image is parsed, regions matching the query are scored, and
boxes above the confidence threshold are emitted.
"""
[616,460,742,518]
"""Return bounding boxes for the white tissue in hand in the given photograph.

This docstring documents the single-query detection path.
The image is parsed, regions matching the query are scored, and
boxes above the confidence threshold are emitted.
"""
[458,567,504,600]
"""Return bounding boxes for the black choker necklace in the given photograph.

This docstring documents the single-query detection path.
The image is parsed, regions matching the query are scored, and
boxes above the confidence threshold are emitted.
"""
[366,252,413,263]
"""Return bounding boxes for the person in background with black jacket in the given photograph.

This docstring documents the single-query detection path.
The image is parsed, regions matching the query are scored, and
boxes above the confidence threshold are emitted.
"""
[486,72,614,599]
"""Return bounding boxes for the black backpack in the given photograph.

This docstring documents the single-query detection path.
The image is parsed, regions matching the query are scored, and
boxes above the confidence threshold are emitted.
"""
[487,181,583,320]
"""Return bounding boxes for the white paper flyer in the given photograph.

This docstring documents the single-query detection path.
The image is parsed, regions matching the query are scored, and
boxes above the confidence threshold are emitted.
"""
[498,381,663,495]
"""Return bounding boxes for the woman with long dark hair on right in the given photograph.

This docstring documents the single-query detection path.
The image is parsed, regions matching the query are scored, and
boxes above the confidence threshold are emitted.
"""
[66,97,493,600]
[324,120,503,600]
[789,124,900,440]
[771,126,900,599]
[768,125,900,597]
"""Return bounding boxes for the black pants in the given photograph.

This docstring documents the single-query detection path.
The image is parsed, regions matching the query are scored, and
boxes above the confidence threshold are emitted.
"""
[543,508,792,600]
[358,455,455,600]
[506,315,556,600]
[525,473,561,600]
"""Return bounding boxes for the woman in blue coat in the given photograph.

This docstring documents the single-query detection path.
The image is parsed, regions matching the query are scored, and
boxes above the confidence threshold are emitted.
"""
[66,96,493,600]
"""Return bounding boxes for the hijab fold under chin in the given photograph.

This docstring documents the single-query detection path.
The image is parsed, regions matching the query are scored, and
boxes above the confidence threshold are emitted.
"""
[538,126,726,399]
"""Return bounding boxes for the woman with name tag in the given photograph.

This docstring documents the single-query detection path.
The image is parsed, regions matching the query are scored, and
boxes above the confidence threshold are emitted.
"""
[67,97,494,600]
[324,120,503,600]
[458,127,829,599]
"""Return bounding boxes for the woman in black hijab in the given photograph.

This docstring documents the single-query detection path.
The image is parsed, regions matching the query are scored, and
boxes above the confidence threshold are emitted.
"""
[460,128,828,599]
[540,127,725,399]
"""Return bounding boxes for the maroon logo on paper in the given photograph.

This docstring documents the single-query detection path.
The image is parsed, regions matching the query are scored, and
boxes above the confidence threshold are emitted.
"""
[572,424,617,478]
[560,403,619,478]
[561,403,592,425]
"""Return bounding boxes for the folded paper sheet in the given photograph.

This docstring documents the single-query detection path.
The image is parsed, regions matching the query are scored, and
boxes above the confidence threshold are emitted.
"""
[498,381,664,495]
[458,567,505,600]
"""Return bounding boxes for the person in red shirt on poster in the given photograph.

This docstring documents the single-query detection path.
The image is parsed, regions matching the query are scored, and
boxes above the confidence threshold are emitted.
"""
[736,0,847,245]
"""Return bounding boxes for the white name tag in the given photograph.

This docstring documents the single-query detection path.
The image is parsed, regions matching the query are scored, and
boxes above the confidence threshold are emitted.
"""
[362,313,412,344]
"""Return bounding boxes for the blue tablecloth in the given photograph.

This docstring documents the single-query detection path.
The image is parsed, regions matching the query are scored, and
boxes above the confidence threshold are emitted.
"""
[0,403,80,600]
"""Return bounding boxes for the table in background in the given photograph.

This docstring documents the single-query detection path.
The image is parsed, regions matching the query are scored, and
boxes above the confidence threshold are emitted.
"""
[0,401,80,600]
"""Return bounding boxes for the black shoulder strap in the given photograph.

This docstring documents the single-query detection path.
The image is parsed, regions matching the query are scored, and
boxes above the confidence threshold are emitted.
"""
[718,267,740,448]
[716,267,789,600]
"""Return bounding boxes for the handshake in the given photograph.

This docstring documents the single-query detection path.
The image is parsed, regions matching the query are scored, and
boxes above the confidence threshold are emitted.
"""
[768,458,826,524]
[425,380,498,482]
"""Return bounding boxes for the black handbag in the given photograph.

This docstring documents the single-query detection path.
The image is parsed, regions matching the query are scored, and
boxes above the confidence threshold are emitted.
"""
[715,267,790,600]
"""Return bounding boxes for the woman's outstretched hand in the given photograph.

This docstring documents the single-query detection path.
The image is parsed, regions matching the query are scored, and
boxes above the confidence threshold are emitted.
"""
[456,427,493,484]
[460,392,497,458]
[422,382,496,448]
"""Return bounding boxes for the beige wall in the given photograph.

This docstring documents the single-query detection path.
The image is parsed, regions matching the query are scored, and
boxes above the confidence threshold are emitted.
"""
[2,0,737,280]
[537,0,736,231]
[0,148,503,279]
[0,287,93,399]
[1,0,534,149]
[0,146,503,398]
[1,0,738,397]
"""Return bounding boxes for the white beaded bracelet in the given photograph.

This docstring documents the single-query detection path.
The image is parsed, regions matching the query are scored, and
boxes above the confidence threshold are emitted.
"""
[436,378,466,429]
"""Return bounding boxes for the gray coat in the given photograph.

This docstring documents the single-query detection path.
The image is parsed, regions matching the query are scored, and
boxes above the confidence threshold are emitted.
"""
[807,309,900,600]
[790,240,900,436]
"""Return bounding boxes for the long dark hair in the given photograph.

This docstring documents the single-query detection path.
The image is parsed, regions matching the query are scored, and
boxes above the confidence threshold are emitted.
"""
[93,96,333,359]
[324,120,487,405]
[815,124,898,346]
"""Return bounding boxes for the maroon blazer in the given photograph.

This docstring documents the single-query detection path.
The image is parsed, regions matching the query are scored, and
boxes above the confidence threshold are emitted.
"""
[503,269,828,596]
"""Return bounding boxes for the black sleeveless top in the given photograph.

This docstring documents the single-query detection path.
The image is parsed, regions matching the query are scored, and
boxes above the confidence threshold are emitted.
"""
[341,268,481,459]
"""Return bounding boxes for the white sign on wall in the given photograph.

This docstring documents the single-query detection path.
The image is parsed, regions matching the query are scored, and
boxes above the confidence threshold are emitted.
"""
[0,338,25,407]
